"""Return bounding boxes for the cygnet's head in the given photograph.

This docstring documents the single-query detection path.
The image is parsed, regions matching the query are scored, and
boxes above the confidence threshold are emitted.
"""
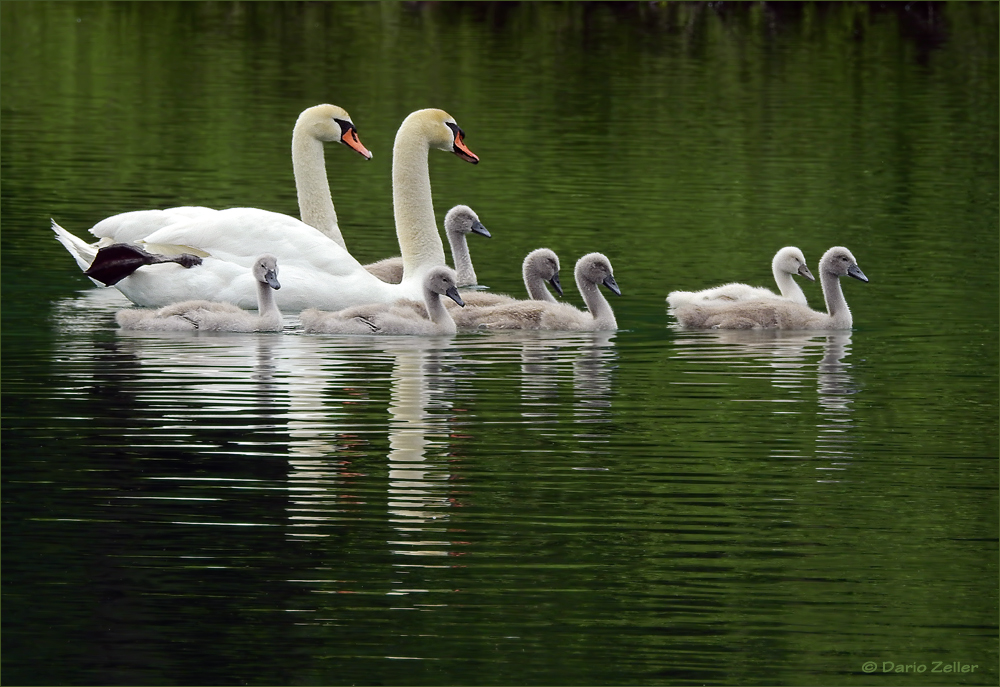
[298,104,372,159]
[425,266,465,307]
[820,246,868,282]
[253,254,281,290]
[524,248,563,296]
[399,109,479,164]
[445,205,491,238]
[774,246,815,281]
[575,252,621,296]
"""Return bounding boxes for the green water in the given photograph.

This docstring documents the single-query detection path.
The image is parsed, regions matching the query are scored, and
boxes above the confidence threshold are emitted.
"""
[2,2,997,685]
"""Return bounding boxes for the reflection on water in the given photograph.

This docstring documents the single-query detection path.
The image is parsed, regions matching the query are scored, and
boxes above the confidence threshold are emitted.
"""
[814,332,857,483]
[21,281,998,686]
[47,289,623,599]
[6,1,996,682]
[384,337,458,578]
[671,329,857,481]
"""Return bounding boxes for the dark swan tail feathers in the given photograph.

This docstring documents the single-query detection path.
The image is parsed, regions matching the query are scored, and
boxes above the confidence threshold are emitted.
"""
[84,243,203,286]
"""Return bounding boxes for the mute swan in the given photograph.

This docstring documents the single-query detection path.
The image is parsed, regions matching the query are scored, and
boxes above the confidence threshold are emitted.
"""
[291,104,373,249]
[449,247,563,311]
[521,248,563,303]
[53,104,372,282]
[364,204,491,285]
[54,109,478,311]
[116,255,283,332]
[455,252,620,331]
[666,246,815,308]
[671,246,868,330]
[300,266,465,336]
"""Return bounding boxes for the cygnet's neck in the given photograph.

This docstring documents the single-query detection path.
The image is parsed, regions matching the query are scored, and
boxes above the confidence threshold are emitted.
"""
[448,229,477,286]
[256,280,283,328]
[576,273,617,330]
[393,121,446,281]
[423,287,457,334]
[525,262,557,303]
[820,268,852,329]
[773,263,805,302]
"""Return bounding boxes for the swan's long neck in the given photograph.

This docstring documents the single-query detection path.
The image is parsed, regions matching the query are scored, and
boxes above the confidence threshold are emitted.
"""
[423,288,457,334]
[820,269,852,329]
[393,126,446,281]
[525,266,557,303]
[773,264,805,303]
[256,280,282,327]
[448,230,477,286]
[577,274,617,330]
[293,130,345,249]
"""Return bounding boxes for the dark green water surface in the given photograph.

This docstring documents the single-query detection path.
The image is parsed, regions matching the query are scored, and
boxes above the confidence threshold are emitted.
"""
[2,2,997,685]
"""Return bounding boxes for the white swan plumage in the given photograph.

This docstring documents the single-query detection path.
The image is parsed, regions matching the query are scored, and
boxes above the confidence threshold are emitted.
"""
[53,104,371,278]
[116,255,283,332]
[670,246,868,330]
[300,266,465,336]
[291,104,373,249]
[666,246,815,309]
[54,108,478,311]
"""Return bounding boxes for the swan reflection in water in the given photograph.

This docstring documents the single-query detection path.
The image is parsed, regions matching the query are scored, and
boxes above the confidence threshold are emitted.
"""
[381,338,459,542]
[49,289,431,533]
[48,289,620,606]
[671,329,857,480]
[460,329,618,426]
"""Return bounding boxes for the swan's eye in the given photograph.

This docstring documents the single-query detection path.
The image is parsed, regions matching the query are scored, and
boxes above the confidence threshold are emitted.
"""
[333,118,355,139]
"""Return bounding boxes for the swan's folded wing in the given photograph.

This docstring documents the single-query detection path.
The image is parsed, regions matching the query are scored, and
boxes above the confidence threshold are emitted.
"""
[140,208,367,275]
[90,207,218,244]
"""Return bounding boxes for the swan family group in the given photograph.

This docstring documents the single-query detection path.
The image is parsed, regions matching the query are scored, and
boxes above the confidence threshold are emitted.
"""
[53,104,867,335]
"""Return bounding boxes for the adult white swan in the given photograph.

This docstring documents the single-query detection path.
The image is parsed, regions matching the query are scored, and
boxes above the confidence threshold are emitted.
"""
[290,104,373,249]
[54,108,479,310]
[671,246,868,330]
[666,246,815,309]
[53,104,373,276]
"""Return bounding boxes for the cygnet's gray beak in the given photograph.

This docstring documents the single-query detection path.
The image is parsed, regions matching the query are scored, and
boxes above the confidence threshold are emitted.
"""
[798,265,816,281]
[847,264,868,283]
[446,286,465,307]
[471,221,491,238]
[265,270,281,290]
[549,272,564,297]
[603,274,621,296]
